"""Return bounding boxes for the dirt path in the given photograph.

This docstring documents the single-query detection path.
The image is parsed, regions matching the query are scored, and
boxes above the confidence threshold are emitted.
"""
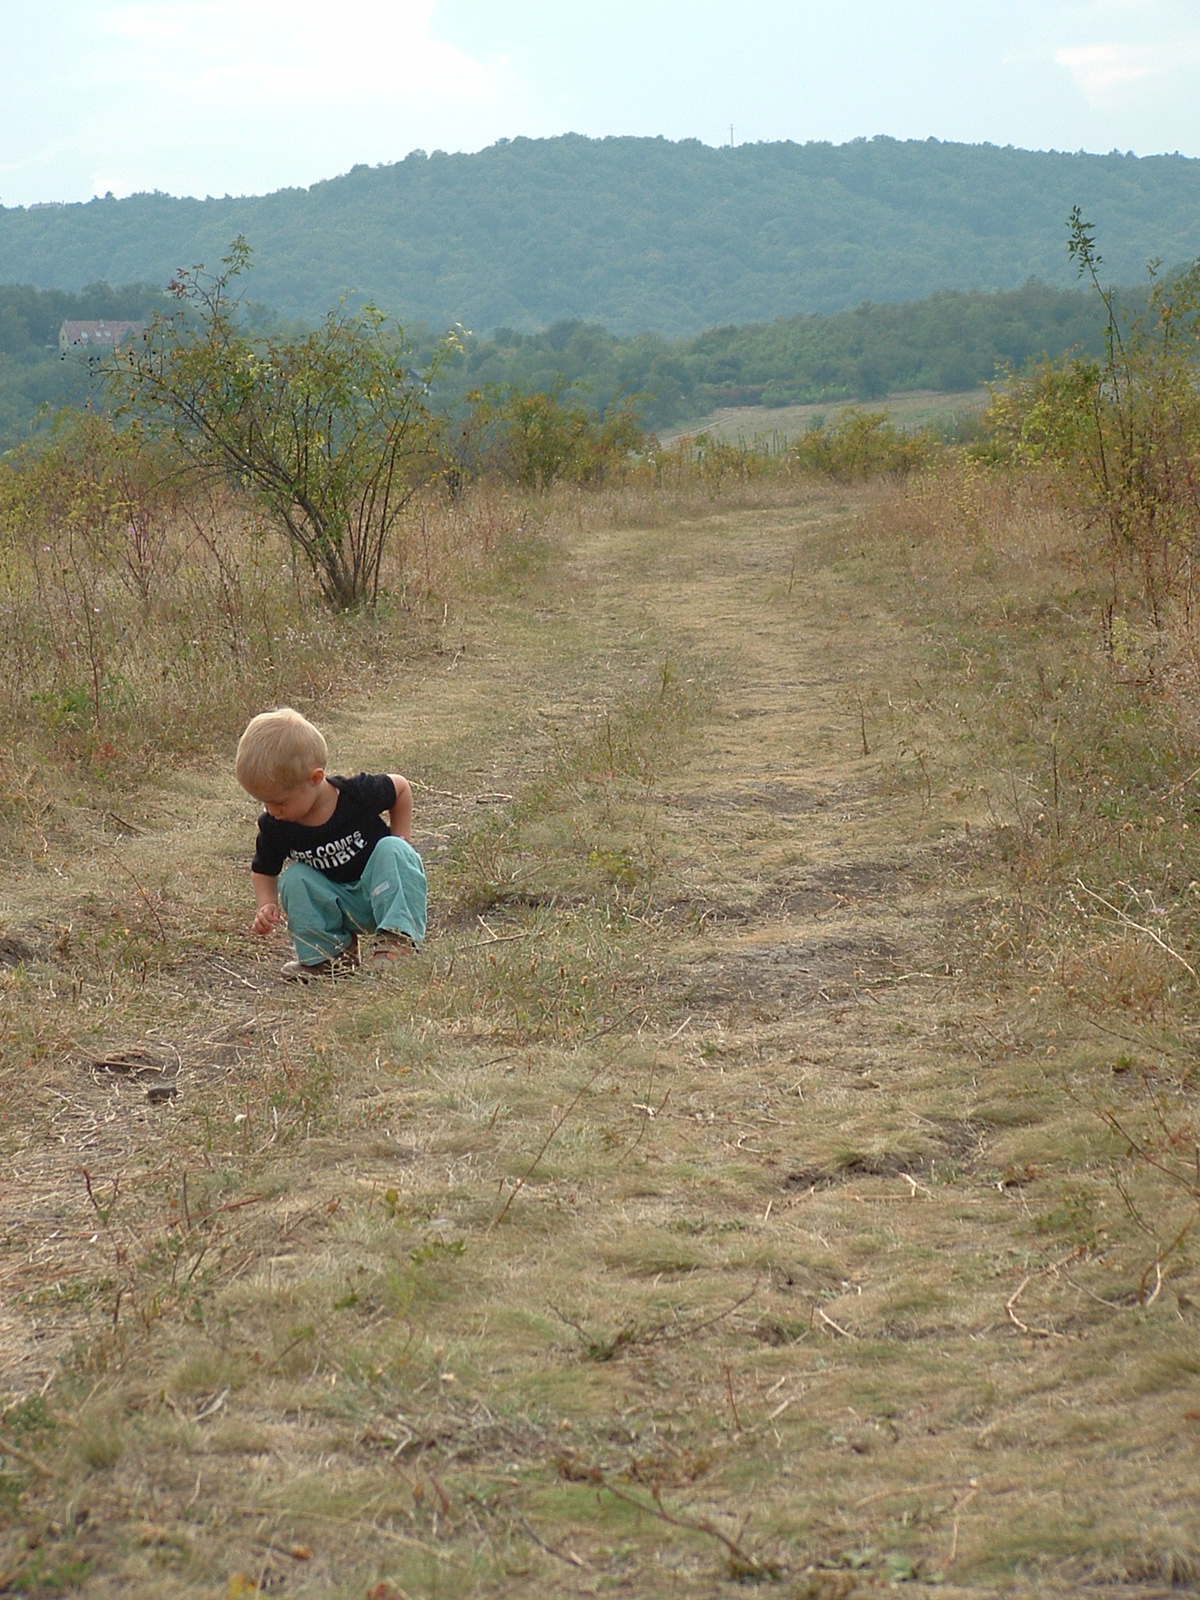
[1,489,1196,1597]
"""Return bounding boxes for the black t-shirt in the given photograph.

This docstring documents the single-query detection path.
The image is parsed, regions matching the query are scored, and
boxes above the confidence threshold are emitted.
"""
[250,774,397,884]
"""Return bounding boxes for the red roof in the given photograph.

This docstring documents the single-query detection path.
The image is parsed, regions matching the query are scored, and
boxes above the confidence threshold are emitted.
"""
[59,319,147,350]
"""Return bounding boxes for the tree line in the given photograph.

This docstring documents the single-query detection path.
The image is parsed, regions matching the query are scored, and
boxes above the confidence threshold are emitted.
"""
[0,275,1120,450]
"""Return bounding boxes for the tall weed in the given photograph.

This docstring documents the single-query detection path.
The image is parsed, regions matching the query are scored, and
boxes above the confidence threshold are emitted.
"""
[0,416,520,806]
[980,224,1200,625]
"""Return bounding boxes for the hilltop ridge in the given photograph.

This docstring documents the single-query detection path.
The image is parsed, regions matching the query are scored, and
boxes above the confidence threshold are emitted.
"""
[2,134,1199,336]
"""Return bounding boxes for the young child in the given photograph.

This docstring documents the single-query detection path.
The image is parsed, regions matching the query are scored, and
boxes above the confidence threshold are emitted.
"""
[235,707,427,980]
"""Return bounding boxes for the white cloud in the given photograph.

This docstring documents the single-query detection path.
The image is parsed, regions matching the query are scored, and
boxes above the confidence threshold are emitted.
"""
[96,0,512,108]
[1055,34,1200,101]
[32,0,526,199]
[1056,42,1156,93]
[1046,0,1200,105]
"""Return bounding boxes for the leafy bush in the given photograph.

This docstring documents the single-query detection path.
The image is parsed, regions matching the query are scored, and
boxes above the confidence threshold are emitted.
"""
[113,239,448,609]
[790,408,936,480]
[452,382,648,490]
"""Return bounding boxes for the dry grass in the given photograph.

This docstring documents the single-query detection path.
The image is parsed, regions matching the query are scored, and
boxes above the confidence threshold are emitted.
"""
[0,462,534,802]
[1,463,1199,1597]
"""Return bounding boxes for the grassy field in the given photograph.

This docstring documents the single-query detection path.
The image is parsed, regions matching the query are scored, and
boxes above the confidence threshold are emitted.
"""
[658,388,989,448]
[2,466,1199,1598]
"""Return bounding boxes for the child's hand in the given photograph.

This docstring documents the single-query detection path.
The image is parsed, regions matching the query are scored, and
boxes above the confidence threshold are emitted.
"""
[251,903,282,937]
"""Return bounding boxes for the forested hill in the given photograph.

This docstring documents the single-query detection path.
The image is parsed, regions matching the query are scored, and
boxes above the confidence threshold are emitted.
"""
[2,136,1199,336]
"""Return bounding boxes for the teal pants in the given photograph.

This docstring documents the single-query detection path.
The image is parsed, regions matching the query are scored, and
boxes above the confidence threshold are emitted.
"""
[278,837,427,967]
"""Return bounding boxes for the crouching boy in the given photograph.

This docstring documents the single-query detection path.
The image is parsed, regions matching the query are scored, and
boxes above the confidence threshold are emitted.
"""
[235,707,427,980]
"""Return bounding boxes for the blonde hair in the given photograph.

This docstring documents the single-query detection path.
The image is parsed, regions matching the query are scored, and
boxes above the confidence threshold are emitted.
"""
[235,707,328,793]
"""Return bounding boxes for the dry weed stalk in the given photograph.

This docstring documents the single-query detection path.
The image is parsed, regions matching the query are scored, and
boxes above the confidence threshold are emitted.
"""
[589,1472,781,1581]
[0,1433,54,1479]
[1072,879,1197,979]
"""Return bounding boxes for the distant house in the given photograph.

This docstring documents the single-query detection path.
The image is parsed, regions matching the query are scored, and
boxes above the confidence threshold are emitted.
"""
[58,319,147,358]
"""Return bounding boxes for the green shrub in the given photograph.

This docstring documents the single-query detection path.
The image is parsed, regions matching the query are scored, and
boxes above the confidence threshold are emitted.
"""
[454,381,648,490]
[790,407,936,480]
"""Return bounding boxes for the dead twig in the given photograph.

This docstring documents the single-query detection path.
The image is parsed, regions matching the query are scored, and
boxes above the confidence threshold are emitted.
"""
[1160,763,1200,799]
[550,1278,760,1361]
[1099,1104,1200,1199]
[724,1364,743,1432]
[595,1474,779,1580]
[517,1517,588,1569]
[411,779,512,804]
[211,957,264,992]
[816,1307,854,1339]
[1143,1260,1164,1306]
[854,1479,962,1510]
[865,969,948,985]
[490,1065,604,1229]
[0,1431,54,1478]
[251,1539,314,1563]
[948,1484,978,1566]
[488,1015,629,1229]
[193,1388,229,1422]
[1064,1276,1132,1312]
[106,811,146,835]
[1073,879,1197,979]
[901,1172,934,1199]
[1005,1275,1064,1339]
[652,1278,761,1347]
[104,849,168,942]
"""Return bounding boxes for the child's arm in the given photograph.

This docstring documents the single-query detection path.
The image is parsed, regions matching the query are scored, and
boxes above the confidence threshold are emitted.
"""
[250,871,282,935]
[387,774,413,841]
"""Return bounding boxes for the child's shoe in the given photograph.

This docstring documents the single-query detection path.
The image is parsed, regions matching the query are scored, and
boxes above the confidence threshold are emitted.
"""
[281,937,359,982]
[371,930,416,967]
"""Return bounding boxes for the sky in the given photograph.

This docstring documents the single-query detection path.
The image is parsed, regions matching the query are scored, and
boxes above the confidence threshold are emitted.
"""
[1,0,1199,207]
